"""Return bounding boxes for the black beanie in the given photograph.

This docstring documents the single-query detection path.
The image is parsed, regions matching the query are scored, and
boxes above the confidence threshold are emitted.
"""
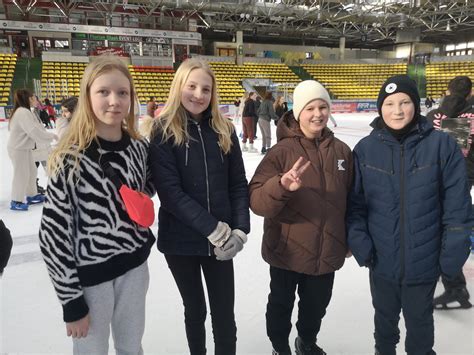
[377,75,420,118]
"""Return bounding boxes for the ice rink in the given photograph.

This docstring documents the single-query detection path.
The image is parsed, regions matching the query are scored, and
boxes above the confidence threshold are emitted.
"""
[1,112,473,354]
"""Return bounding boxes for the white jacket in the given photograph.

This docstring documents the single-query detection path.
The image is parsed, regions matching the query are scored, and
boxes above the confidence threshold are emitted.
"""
[7,107,55,151]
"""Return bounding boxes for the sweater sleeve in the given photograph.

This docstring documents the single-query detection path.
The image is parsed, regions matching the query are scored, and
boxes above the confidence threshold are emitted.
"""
[20,109,56,143]
[249,147,295,218]
[39,166,89,322]
[439,137,471,278]
[269,102,279,120]
[228,131,250,233]
[346,148,374,267]
[149,135,218,237]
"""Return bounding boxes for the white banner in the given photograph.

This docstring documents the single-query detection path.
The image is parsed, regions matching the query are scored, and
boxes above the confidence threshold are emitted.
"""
[0,20,201,40]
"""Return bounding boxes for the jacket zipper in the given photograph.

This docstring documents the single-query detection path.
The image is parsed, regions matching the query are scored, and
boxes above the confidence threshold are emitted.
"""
[217,141,224,163]
[399,145,406,282]
[185,142,190,166]
[316,139,326,274]
[196,123,211,256]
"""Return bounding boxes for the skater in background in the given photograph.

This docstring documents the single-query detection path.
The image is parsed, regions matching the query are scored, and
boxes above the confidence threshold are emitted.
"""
[257,91,279,154]
[427,75,474,309]
[43,98,56,127]
[39,55,155,354]
[30,94,54,194]
[146,96,157,117]
[236,92,248,126]
[7,89,56,211]
[254,95,262,139]
[147,58,250,355]
[242,92,259,152]
[273,95,287,126]
[347,75,471,355]
[250,80,353,355]
[56,96,78,140]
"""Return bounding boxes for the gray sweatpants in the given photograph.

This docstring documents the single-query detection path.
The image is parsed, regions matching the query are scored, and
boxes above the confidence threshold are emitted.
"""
[7,148,37,202]
[258,119,272,149]
[73,261,149,355]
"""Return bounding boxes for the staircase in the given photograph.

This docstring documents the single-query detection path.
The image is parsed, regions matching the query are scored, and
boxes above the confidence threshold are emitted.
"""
[12,58,42,94]
[290,66,312,81]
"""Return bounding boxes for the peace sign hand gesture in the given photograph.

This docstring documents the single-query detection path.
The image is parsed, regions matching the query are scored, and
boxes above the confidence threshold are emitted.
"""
[280,157,311,192]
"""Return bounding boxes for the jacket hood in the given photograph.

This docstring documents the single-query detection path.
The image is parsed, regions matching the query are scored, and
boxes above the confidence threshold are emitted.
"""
[276,109,333,142]
[439,95,471,118]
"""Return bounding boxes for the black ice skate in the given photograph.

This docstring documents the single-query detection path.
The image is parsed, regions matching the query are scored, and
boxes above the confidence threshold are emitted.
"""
[433,288,472,310]
[295,337,326,355]
[272,348,291,355]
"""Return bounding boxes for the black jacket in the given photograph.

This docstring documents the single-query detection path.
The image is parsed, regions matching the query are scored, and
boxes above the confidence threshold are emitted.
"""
[427,95,474,184]
[243,99,258,119]
[149,113,250,256]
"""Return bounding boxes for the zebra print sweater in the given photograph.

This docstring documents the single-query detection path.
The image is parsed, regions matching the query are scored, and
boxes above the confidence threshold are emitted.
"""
[39,133,156,322]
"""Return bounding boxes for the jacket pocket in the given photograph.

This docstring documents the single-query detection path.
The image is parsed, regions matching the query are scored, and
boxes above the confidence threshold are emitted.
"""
[275,223,291,254]
[362,163,393,175]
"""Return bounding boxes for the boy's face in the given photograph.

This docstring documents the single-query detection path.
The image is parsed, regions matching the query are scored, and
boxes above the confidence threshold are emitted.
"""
[381,92,415,130]
[298,99,329,139]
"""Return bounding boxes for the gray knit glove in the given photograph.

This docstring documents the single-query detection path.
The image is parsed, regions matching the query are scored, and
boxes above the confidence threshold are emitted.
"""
[207,221,231,248]
[214,229,248,261]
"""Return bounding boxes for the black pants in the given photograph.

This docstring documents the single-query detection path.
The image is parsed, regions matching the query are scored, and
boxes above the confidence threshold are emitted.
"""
[370,272,437,355]
[266,266,334,352]
[253,116,258,138]
[165,255,236,355]
[441,271,467,290]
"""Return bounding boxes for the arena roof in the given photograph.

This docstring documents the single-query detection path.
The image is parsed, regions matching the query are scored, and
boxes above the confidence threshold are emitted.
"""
[1,0,473,49]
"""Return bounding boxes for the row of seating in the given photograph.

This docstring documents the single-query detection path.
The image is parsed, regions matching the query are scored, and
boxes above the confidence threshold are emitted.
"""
[303,63,408,99]
[209,62,299,103]
[0,54,17,104]
[128,65,175,104]
[28,59,474,106]
[425,61,474,98]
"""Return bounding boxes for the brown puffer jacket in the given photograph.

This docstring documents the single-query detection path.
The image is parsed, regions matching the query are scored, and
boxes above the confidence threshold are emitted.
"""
[249,111,353,276]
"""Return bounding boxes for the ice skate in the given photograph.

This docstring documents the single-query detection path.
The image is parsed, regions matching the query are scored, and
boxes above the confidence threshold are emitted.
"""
[433,288,472,309]
[295,337,326,355]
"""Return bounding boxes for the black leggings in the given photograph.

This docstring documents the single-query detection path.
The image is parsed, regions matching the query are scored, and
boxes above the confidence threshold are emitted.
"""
[165,255,236,355]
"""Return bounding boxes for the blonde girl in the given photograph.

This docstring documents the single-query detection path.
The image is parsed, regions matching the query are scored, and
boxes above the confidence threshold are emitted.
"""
[39,55,155,355]
[147,58,250,355]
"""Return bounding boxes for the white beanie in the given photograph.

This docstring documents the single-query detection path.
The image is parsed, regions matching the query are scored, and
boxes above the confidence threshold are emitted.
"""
[292,80,331,121]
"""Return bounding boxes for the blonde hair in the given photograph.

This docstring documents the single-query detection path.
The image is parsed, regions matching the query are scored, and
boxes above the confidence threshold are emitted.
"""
[146,58,234,154]
[274,95,284,110]
[48,55,139,177]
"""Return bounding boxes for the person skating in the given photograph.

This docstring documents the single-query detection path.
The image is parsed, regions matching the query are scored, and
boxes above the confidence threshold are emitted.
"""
[427,75,474,310]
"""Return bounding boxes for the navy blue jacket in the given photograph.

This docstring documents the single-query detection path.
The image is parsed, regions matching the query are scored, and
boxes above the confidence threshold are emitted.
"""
[149,114,250,256]
[347,116,471,284]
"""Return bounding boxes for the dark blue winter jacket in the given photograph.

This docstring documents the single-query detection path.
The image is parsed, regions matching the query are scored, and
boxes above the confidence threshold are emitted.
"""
[149,113,250,256]
[347,116,471,285]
